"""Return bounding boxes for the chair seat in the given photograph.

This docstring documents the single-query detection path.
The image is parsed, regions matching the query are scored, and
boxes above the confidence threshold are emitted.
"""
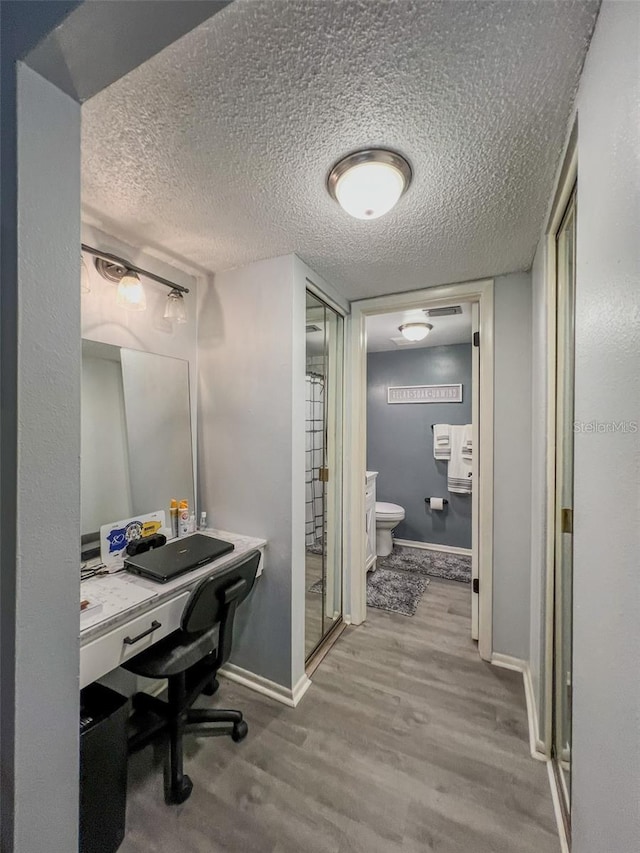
[123,625,219,679]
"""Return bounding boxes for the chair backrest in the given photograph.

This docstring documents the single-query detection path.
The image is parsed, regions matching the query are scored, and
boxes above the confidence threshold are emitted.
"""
[181,549,261,635]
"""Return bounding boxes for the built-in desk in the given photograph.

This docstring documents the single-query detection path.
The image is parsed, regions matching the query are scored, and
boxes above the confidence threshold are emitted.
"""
[79,529,266,689]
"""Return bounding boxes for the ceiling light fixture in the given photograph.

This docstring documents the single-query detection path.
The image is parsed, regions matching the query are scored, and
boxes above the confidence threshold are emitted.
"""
[399,322,433,342]
[84,244,190,319]
[327,149,412,220]
[163,289,187,324]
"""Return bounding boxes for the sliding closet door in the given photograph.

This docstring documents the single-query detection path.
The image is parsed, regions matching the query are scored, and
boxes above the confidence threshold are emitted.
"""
[305,291,344,661]
[553,188,576,824]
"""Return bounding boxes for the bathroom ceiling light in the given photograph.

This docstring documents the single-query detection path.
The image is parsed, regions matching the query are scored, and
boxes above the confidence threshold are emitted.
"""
[399,322,433,342]
[327,149,412,220]
[116,270,147,311]
[164,289,187,324]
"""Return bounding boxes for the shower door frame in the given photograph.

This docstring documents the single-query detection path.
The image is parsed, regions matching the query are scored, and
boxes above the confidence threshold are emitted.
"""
[304,281,348,667]
[347,278,495,661]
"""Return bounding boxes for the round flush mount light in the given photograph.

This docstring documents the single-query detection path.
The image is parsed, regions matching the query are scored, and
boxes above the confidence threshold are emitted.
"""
[399,322,433,342]
[327,149,412,220]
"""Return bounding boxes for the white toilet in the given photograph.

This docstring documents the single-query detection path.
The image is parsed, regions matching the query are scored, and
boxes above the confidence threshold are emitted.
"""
[375,501,405,557]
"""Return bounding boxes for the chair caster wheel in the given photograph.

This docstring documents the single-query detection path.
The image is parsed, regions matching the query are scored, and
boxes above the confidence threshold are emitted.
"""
[202,677,219,697]
[232,721,248,742]
[167,774,193,805]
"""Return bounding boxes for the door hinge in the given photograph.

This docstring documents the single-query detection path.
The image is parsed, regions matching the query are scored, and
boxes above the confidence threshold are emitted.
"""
[472,578,479,594]
[561,507,573,534]
[319,467,329,483]
[473,331,480,347]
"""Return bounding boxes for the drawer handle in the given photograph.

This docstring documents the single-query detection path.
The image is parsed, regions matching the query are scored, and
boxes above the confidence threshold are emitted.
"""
[123,620,162,645]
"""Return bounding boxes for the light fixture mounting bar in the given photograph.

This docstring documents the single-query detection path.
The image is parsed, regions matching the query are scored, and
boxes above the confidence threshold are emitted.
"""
[81,244,190,294]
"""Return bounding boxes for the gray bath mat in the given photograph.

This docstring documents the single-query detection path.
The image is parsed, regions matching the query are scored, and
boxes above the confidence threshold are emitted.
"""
[309,568,429,617]
[378,545,471,583]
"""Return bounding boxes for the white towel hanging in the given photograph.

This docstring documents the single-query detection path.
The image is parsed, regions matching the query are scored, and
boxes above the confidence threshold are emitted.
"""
[432,424,451,460]
[448,425,472,494]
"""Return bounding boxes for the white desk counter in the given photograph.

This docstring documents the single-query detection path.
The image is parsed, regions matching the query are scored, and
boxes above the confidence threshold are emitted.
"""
[79,529,266,689]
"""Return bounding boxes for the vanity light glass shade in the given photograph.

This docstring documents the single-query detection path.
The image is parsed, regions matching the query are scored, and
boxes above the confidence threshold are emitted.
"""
[81,257,91,293]
[163,289,187,324]
[328,149,412,220]
[399,322,433,342]
[116,271,147,311]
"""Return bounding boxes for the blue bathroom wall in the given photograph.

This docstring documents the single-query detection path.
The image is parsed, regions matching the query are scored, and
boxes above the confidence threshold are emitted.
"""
[367,344,472,549]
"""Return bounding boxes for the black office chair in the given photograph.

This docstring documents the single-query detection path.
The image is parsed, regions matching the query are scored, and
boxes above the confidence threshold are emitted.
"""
[123,549,261,804]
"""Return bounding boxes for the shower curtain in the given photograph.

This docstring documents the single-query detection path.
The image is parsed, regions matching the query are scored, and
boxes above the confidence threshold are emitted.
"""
[305,373,325,549]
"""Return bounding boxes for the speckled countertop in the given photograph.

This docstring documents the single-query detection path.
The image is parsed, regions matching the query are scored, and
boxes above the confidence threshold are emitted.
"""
[80,529,266,645]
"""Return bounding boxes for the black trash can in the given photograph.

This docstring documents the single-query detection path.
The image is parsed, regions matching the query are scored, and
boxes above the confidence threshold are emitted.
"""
[80,683,128,853]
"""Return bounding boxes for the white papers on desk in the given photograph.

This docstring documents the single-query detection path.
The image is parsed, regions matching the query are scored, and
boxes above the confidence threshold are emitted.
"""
[79,574,156,632]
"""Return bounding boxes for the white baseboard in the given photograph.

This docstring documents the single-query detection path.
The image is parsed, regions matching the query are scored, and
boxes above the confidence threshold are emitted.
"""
[491,653,547,762]
[394,538,472,557]
[219,663,312,708]
[547,761,571,853]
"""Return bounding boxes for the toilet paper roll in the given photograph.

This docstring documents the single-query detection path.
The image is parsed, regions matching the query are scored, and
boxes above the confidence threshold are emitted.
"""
[429,497,445,511]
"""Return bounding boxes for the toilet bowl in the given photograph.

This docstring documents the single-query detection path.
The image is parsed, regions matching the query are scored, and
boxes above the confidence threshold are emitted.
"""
[375,502,405,557]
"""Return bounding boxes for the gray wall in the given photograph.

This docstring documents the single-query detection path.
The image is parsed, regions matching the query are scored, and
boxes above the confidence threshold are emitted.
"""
[0,62,81,853]
[197,255,307,691]
[571,4,640,851]
[492,272,533,661]
[367,345,472,549]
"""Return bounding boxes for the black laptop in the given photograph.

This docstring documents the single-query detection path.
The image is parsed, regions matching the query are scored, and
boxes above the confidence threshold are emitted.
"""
[124,534,234,583]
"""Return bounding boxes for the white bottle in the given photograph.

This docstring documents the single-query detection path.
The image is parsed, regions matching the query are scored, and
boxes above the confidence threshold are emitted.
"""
[179,500,190,537]
[199,511,207,531]
[188,513,196,534]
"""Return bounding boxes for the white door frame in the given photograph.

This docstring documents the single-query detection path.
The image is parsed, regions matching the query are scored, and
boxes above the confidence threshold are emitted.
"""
[542,139,578,756]
[346,278,495,661]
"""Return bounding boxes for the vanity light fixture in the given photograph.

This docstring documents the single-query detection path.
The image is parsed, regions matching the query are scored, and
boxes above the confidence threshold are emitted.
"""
[398,322,433,342]
[82,244,190,319]
[163,289,187,324]
[327,149,412,220]
[116,270,147,311]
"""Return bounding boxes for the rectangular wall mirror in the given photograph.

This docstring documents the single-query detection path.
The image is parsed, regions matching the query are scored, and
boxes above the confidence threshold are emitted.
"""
[81,340,195,551]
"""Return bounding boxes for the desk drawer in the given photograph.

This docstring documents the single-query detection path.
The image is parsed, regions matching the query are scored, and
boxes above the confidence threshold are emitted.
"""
[80,592,190,689]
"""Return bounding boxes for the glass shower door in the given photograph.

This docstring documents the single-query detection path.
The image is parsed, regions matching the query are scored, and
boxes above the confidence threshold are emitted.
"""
[305,291,343,660]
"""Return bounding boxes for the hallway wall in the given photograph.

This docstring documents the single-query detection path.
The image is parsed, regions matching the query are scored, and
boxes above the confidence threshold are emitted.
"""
[570,4,640,851]
[197,255,304,691]
[528,4,639,851]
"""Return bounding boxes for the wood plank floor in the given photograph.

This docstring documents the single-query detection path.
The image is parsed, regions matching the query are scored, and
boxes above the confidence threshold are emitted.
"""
[121,578,559,853]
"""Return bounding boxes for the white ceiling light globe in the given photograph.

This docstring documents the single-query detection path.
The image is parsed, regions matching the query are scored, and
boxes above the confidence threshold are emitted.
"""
[335,161,406,220]
[328,149,412,221]
[399,322,432,342]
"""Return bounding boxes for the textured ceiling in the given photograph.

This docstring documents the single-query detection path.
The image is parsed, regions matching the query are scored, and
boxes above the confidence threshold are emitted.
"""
[82,0,598,300]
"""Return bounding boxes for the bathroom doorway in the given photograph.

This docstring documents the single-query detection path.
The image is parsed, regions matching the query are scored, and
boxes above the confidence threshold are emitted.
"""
[304,291,345,664]
[347,279,494,659]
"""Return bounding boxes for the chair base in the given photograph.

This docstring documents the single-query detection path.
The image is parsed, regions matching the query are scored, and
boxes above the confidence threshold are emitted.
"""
[128,674,248,805]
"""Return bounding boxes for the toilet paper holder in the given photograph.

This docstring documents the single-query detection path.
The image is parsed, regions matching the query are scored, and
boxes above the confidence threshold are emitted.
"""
[425,498,448,506]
